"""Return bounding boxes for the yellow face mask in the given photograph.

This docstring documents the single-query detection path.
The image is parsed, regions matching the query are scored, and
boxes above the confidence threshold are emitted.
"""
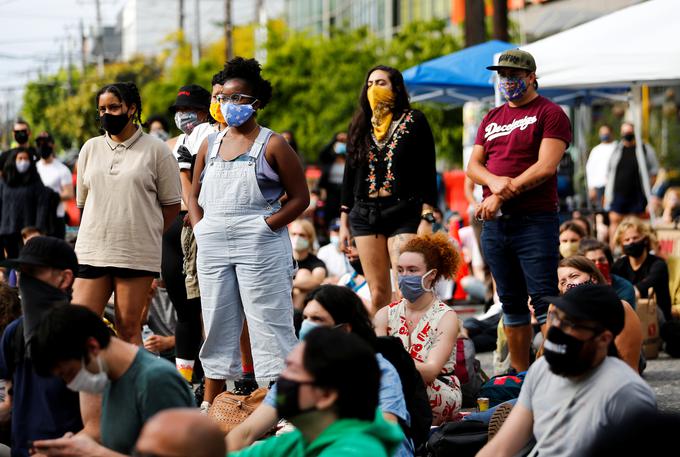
[210,101,225,125]
[367,85,396,142]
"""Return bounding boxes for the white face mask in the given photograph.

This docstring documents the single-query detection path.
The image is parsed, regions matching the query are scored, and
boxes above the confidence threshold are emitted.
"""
[15,160,30,174]
[67,356,109,394]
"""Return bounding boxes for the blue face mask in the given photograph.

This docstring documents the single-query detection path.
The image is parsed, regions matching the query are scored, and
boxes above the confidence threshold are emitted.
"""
[499,76,528,101]
[298,319,322,341]
[599,134,611,142]
[398,269,434,303]
[220,102,256,127]
[334,142,347,154]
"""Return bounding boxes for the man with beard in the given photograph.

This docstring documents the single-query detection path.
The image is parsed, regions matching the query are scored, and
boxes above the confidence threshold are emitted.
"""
[0,237,82,457]
[476,284,656,457]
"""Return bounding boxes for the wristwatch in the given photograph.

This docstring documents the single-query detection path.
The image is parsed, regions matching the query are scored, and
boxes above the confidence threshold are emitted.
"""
[421,212,435,224]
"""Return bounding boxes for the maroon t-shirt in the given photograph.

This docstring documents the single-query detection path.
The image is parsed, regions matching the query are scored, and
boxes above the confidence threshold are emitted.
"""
[475,95,572,214]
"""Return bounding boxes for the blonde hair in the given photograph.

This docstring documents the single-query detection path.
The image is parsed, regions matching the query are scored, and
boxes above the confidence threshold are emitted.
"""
[291,218,317,252]
[614,216,657,249]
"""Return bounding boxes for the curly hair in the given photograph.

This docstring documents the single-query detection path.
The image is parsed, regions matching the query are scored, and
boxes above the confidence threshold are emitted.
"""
[613,216,658,250]
[0,283,21,336]
[348,65,411,165]
[400,232,461,283]
[216,57,273,109]
[96,82,143,125]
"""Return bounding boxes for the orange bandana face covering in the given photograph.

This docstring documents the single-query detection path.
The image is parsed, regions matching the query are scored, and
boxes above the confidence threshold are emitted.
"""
[210,101,225,124]
[367,85,395,142]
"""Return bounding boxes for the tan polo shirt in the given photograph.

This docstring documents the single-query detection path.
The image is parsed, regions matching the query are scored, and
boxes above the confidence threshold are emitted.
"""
[76,127,181,272]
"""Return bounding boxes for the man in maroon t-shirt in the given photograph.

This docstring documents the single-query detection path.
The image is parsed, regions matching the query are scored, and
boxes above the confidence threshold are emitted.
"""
[466,49,572,373]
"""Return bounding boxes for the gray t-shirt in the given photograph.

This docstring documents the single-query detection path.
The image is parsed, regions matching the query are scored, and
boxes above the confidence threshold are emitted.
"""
[518,356,656,456]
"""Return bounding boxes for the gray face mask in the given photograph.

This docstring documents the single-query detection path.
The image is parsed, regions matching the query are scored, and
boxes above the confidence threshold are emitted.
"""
[397,269,434,303]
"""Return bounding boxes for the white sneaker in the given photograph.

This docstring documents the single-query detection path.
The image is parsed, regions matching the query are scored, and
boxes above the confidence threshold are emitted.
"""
[199,401,211,414]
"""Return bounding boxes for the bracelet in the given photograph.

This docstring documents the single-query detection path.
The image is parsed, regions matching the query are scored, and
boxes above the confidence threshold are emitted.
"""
[421,210,434,217]
[340,206,351,214]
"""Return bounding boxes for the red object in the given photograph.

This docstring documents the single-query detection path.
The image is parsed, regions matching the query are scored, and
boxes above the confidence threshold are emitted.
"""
[449,221,470,300]
[442,170,469,226]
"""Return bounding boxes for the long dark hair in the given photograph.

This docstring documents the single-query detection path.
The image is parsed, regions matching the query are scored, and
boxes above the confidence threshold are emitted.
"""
[3,149,41,187]
[304,285,376,348]
[347,65,411,164]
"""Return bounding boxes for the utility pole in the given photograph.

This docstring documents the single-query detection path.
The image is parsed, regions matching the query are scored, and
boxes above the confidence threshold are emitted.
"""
[80,19,87,74]
[492,0,509,42]
[192,0,201,66]
[94,0,104,76]
[464,0,486,47]
[255,0,267,63]
[225,0,233,61]
[66,33,74,95]
[179,0,185,32]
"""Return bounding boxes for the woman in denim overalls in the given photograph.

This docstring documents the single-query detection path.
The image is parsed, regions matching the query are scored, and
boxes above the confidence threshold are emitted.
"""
[188,58,309,407]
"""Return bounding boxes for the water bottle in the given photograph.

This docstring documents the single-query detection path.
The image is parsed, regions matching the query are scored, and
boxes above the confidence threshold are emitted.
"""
[141,324,159,356]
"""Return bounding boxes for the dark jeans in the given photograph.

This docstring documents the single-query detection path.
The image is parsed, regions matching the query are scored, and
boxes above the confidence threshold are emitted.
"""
[481,212,559,326]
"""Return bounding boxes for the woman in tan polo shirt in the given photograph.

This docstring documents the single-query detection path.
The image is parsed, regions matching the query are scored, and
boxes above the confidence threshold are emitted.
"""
[74,82,181,344]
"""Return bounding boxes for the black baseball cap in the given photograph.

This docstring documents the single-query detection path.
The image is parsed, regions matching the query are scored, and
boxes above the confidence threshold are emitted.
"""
[0,236,78,272]
[546,284,625,336]
[169,84,211,113]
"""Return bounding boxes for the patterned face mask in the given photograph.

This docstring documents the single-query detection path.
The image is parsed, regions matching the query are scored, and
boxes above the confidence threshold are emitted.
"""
[499,75,528,101]
[220,102,256,127]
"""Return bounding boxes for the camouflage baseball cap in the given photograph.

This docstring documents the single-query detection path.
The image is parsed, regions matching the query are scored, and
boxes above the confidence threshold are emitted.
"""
[487,49,536,72]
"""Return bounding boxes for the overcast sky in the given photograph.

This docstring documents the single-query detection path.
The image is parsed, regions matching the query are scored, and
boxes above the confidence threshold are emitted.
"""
[0,0,282,117]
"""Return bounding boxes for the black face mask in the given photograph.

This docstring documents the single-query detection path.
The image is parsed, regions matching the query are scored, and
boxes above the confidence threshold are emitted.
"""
[543,326,597,377]
[349,258,364,276]
[18,273,70,350]
[623,239,647,258]
[14,130,28,144]
[622,133,635,142]
[101,112,131,135]
[275,376,317,420]
[38,145,53,159]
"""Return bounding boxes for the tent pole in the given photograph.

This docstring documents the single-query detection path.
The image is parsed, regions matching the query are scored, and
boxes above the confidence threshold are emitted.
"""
[632,84,656,224]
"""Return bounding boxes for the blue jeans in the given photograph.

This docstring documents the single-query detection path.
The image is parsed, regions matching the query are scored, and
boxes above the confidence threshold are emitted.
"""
[481,212,559,326]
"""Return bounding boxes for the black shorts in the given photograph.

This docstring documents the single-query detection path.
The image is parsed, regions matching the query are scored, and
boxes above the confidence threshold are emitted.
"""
[349,196,421,238]
[77,264,159,279]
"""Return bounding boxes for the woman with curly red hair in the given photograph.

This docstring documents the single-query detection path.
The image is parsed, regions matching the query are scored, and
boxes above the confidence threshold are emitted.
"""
[374,231,462,425]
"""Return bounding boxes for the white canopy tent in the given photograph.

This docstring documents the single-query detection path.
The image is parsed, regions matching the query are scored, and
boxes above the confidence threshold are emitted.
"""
[516,0,680,217]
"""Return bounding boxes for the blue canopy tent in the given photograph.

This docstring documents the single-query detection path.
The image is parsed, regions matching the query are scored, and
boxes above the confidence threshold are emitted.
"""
[402,40,515,105]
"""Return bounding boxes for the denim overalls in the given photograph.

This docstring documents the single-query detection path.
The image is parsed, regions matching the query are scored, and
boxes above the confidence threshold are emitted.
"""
[194,127,297,381]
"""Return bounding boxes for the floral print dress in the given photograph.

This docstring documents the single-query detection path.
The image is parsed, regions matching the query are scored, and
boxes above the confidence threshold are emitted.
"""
[386,299,462,425]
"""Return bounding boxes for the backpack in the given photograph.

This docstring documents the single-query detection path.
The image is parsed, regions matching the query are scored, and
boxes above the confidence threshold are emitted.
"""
[425,420,488,457]
[478,372,525,408]
[455,336,487,408]
[375,336,432,452]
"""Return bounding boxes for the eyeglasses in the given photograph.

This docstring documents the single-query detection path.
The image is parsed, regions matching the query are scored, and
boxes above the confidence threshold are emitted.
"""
[216,93,257,105]
[548,310,603,334]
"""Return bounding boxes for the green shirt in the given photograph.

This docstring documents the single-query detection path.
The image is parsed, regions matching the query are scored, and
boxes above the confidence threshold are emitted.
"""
[230,409,404,457]
[101,349,194,454]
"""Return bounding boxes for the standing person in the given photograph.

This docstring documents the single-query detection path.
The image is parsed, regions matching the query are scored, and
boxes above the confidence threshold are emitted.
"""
[612,216,672,321]
[340,65,437,314]
[35,132,73,239]
[466,49,572,373]
[586,124,616,209]
[319,132,348,224]
[31,305,194,456]
[188,57,308,410]
[0,120,35,174]
[476,284,656,457]
[163,84,212,383]
[374,232,462,425]
[605,122,659,245]
[290,219,327,310]
[73,82,181,344]
[0,151,51,260]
